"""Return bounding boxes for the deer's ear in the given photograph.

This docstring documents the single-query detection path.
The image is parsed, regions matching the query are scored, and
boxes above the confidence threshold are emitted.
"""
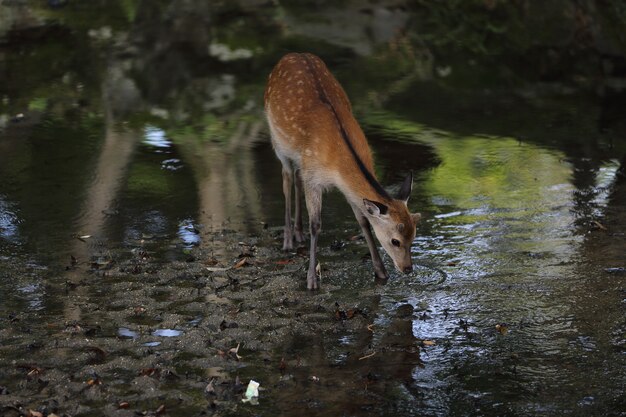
[363,199,388,217]
[396,172,413,202]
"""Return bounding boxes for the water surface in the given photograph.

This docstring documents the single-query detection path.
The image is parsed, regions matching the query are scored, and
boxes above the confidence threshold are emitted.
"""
[0,2,624,416]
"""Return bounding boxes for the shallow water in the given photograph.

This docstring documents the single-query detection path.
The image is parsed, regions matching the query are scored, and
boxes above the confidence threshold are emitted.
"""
[1,2,625,416]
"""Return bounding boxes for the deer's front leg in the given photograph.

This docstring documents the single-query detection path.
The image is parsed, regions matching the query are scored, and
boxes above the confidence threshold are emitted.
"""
[355,212,388,280]
[305,187,322,290]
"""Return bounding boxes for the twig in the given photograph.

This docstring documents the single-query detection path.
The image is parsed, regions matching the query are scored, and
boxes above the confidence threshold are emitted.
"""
[358,351,376,360]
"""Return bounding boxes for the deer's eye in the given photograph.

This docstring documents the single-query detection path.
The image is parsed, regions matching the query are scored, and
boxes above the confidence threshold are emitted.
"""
[391,239,401,247]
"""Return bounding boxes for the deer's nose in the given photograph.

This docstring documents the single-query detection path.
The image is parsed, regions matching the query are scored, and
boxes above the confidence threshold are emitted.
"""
[403,265,413,274]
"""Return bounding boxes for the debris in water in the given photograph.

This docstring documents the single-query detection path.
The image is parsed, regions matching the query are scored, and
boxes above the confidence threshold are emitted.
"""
[358,351,376,360]
[418,339,436,347]
[86,377,102,387]
[330,239,346,251]
[496,323,509,335]
[591,220,607,231]
[604,267,626,274]
[242,379,260,404]
[205,378,216,395]
[234,257,250,269]
[229,343,242,361]
[334,303,365,321]
[207,266,232,272]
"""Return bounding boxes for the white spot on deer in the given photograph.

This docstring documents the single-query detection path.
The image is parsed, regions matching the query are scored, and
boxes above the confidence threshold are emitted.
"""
[304,148,312,156]
[297,80,304,85]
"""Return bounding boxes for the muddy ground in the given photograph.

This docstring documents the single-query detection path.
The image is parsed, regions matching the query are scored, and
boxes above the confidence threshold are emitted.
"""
[0,224,445,417]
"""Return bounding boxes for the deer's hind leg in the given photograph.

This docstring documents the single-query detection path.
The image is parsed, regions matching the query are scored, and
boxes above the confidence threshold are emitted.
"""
[279,161,296,251]
[294,169,305,244]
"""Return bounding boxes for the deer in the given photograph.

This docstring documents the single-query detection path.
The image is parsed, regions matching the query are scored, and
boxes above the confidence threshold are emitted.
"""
[264,53,421,289]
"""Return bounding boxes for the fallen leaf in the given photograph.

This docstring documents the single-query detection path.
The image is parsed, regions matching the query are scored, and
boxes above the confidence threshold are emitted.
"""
[495,323,509,335]
[229,343,242,361]
[86,378,102,386]
[205,378,216,395]
[155,404,166,415]
[118,402,130,409]
[358,351,376,360]
[75,234,91,242]
[419,340,436,347]
[234,258,249,269]
[28,411,43,417]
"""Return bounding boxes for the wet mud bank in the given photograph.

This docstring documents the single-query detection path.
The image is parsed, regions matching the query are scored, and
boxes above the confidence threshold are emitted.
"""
[0,227,439,417]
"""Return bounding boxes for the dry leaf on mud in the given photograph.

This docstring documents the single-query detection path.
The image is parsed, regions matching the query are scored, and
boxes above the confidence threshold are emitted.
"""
[234,258,251,269]
[229,343,242,361]
[86,378,102,386]
[205,378,216,395]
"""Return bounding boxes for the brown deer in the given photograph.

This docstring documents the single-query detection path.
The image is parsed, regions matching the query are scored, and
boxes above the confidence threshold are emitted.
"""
[264,53,420,289]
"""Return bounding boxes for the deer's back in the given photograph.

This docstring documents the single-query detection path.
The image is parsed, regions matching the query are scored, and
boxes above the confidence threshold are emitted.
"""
[264,53,375,178]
